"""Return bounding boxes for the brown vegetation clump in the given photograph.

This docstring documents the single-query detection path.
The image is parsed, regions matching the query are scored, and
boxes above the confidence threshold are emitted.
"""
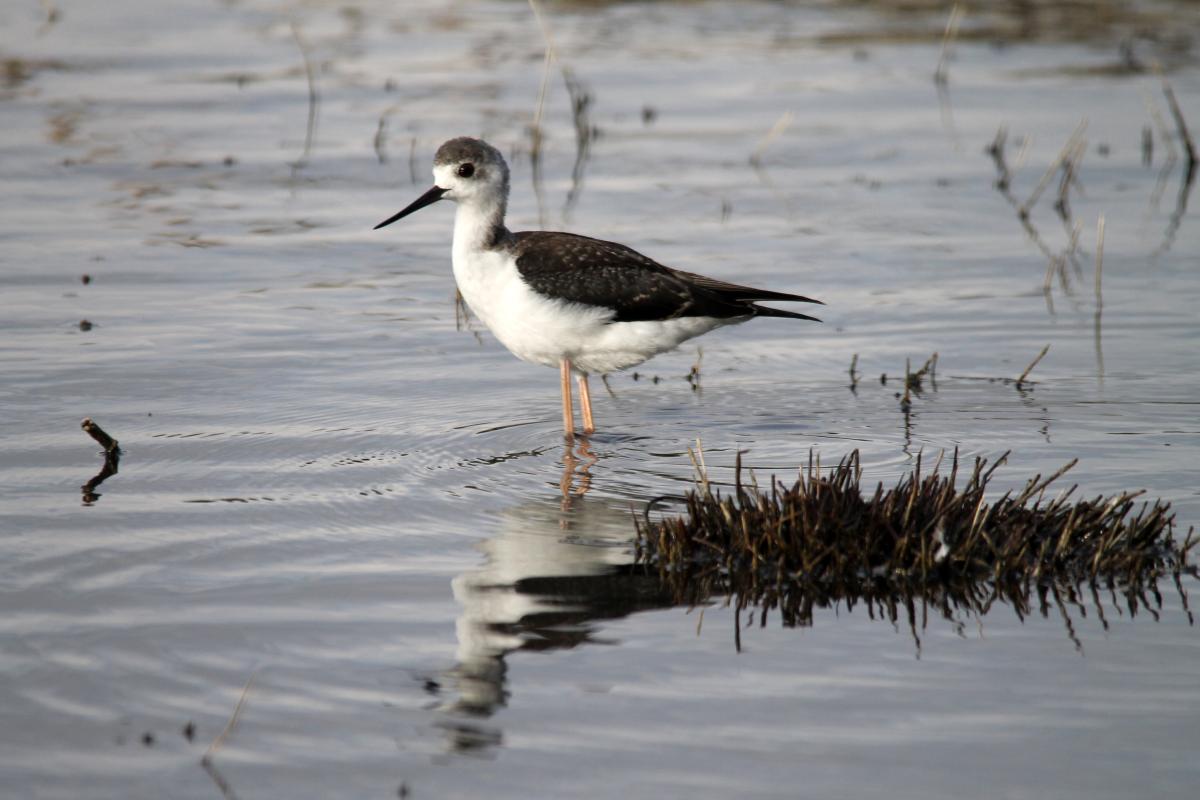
[636,451,1195,649]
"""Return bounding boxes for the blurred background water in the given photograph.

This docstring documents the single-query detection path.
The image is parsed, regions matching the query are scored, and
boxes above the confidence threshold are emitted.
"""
[1,1,1198,798]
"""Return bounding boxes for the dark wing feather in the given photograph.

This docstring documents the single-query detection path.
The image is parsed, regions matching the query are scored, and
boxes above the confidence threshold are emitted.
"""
[672,270,823,306]
[508,231,820,323]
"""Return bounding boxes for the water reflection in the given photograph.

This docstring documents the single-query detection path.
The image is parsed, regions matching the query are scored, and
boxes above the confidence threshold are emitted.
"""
[667,566,1192,656]
[442,473,673,754]
[445,441,1194,757]
[80,447,119,506]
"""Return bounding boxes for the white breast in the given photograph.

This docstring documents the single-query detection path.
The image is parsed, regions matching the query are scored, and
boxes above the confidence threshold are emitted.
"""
[451,226,736,374]
[452,245,613,369]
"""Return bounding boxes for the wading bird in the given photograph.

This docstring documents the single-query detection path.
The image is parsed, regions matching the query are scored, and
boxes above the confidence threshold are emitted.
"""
[375,137,821,437]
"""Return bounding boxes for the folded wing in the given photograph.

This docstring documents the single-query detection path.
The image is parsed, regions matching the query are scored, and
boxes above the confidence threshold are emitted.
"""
[508,232,821,323]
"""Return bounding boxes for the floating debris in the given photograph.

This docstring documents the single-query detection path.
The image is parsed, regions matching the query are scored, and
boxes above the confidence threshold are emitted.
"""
[637,450,1195,650]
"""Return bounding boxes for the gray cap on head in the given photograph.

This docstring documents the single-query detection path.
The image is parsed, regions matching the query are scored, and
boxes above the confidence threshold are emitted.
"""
[434,137,503,169]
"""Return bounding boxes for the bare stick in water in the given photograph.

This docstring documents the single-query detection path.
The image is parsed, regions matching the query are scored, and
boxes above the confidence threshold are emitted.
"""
[1017,344,1051,386]
[1094,214,1105,308]
[81,418,118,453]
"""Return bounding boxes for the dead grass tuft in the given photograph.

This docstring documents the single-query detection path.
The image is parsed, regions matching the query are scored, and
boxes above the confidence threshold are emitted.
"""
[636,450,1195,649]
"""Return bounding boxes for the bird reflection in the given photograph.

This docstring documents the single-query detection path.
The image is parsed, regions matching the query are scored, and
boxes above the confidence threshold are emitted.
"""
[440,456,674,754]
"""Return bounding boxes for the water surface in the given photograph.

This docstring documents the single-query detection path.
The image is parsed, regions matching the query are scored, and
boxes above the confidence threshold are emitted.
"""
[2,1,1199,797]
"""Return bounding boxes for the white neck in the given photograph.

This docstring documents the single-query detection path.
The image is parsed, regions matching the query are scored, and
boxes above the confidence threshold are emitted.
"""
[452,190,509,255]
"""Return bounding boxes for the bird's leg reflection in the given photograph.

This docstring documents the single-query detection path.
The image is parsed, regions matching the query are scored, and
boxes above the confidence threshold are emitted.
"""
[559,436,597,504]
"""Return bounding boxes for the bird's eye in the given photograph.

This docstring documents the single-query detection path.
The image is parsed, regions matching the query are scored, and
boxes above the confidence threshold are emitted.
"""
[457,163,475,178]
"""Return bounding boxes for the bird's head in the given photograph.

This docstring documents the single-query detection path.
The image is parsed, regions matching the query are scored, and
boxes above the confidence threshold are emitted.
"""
[374,137,509,230]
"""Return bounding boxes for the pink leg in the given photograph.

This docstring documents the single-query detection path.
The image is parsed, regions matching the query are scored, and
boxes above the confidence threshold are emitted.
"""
[577,373,595,435]
[560,358,575,438]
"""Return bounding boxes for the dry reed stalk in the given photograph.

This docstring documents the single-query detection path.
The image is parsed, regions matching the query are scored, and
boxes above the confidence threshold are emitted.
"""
[933,4,963,86]
[1016,343,1050,386]
[290,21,319,165]
[750,112,794,167]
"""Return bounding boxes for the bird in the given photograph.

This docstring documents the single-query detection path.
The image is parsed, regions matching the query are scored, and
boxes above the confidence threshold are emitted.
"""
[374,137,821,438]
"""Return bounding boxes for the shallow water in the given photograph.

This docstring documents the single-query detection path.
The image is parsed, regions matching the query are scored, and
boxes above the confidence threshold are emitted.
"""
[2,1,1199,797]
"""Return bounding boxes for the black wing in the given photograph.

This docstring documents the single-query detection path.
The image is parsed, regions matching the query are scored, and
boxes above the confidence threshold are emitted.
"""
[507,231,821,323]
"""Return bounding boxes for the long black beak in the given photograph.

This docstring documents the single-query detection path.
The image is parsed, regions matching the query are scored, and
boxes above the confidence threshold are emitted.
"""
[373,185,447,230]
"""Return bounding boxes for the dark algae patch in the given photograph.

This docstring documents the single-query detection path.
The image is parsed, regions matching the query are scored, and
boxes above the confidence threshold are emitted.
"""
[637,451,1196,650]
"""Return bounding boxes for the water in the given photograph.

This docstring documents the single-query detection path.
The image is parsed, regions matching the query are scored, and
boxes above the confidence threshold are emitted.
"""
[2,1,1199,797]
